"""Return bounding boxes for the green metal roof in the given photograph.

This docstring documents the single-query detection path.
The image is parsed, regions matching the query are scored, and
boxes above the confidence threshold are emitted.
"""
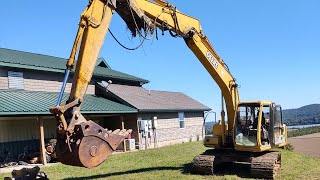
[96,57,111,68]
[0,90,137,116]
[0,48,149,84]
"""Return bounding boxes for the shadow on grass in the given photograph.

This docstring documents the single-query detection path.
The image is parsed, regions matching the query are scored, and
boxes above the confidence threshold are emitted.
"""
[63,166,182,180]
[63,162,251,180]
[183,162,252,178]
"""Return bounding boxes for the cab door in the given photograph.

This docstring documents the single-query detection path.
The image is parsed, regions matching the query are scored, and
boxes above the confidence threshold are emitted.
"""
[270,105,285,145]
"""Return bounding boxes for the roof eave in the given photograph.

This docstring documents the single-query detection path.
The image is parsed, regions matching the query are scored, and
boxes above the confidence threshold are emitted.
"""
[0,62,149,84]
[138,108,211,113]
[0,110,137,117]
[0,62,64,73]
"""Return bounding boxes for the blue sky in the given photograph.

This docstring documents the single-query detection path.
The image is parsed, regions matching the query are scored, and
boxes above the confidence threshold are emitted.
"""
[1,1,319,122]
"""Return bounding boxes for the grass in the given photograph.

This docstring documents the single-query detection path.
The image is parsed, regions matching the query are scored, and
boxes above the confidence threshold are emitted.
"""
[1,141,320,180]
[288,126,320,137]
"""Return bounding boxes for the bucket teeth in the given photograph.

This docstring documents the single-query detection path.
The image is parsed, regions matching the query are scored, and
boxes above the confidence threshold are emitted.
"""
[112,129,121,134]
[119,129,131,136]
[119,129,127,135]
[108,129,132,137]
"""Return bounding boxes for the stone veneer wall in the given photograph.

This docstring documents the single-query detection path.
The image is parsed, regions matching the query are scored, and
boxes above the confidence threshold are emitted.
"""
[138,112,204,149]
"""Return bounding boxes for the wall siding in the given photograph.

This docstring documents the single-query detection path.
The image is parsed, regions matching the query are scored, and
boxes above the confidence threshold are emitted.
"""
[23,71,95,94]
[0,118,56,143]
[0,119,38,142]
[156,125,203,143]
[140,112,204,129]
[0,68,8,89]
[138,112,204,149]
[0,69,95,93]
[0,117,57,157]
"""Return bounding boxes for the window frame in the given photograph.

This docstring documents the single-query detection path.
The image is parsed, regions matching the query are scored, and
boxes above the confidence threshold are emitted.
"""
[178,112,185,129]
[8,71,24,90]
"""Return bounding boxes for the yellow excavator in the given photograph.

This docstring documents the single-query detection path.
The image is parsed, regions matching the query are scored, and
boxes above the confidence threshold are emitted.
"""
[50,0,287,178]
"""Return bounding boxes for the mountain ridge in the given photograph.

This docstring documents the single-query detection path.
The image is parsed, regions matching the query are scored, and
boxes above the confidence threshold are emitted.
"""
[282,104,320,126]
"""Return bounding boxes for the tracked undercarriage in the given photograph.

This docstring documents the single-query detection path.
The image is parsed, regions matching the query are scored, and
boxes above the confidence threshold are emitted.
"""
[192,149,281,179]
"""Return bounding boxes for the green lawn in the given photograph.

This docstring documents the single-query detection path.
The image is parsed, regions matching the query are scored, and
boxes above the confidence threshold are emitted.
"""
[1,141,320,180]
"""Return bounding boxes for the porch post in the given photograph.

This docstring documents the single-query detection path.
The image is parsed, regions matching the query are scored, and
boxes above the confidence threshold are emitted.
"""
[120,115,126,152]
[37,116,47,165]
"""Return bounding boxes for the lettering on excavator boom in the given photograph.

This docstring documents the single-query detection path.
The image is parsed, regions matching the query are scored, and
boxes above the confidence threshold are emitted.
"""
[206,51,219,69]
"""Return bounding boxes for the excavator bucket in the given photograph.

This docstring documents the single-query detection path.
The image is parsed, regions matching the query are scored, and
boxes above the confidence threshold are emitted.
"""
[56,120,131,168]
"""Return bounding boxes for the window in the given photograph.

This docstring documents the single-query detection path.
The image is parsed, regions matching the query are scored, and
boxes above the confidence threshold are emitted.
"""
[235,104,260,146]
[274,106,282,127]
[8,71,24,89]
[178,112,185,128]
[262,105,270,121]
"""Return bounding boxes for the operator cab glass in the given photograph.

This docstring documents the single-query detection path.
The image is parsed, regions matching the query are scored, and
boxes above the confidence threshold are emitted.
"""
[235,103,281,146]
[235,104,260,146]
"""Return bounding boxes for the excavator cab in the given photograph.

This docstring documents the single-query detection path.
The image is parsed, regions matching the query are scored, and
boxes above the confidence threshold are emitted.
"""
[234,101,286,151]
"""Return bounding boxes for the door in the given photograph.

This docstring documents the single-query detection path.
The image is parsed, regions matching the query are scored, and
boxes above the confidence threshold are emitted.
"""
[271,105,285,145]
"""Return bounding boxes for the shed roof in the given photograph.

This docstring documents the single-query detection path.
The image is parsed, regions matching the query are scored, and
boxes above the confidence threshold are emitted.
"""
[0,48,149,84]
[0,90,137,116]
[98,83,211,112]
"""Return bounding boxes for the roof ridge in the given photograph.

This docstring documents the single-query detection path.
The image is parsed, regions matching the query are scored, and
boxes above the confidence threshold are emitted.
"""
[145,87,183,94]
[0,48,111,66]
[111,84,183,94]
[149,89,183,94]
[0,47,67,61]
[106,84,211,111]
[0,48,149,84]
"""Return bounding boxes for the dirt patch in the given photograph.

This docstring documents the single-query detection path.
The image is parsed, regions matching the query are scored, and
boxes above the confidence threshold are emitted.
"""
[288,133,320,158]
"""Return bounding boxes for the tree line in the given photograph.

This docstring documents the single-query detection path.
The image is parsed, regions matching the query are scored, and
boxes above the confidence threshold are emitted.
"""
[283,104,320,126]
[287,126,320,138]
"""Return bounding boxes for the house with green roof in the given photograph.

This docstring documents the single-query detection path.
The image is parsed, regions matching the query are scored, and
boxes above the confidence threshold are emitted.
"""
[0,48,210,165]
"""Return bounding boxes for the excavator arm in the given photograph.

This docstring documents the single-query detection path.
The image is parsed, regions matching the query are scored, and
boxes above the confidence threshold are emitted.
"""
[117,0,239,145]
[51,0,239,168]
[50,0,131,168]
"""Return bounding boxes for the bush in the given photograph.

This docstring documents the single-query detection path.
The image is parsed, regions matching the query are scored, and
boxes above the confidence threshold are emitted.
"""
[283,143,294,151]
[288,126,320,138]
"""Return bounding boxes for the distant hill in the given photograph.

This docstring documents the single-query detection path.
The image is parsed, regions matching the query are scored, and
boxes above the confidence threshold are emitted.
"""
[283,104,320,126]
[205,121,215,135]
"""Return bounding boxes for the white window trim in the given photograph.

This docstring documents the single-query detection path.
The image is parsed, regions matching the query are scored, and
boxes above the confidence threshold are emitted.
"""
[178,112,185,129]
[8,71,24,90]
